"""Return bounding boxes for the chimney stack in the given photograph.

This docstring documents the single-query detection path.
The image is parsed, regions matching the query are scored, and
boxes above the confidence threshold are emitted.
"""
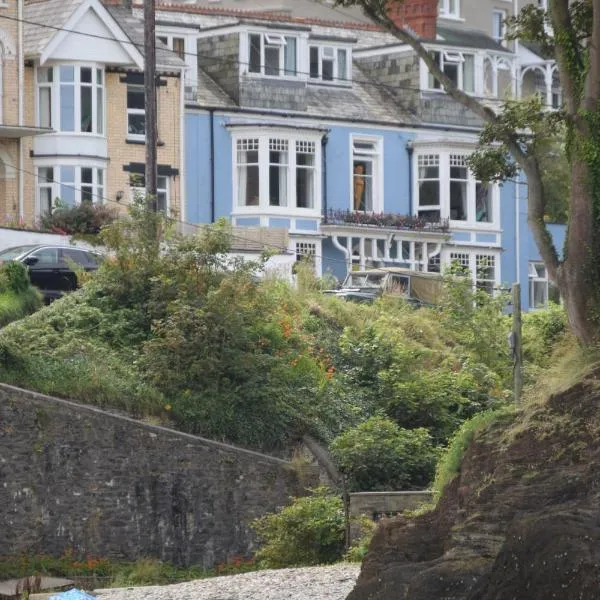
[387,0,438,40]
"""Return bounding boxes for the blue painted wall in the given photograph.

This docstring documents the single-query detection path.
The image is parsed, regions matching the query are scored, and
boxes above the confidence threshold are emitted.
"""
[185,113,416,224]
[325,127,414,214]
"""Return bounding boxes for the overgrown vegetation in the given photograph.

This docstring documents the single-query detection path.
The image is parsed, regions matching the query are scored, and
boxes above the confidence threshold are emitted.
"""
[0,205,568,493]
[40,201,118,238]
[0,261,42,328]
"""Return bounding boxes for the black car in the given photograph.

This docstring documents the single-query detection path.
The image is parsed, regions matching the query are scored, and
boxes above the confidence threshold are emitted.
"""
[0,244,103,302]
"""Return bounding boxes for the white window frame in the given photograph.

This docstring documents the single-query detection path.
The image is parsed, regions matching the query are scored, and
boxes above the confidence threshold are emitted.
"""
[438,0,461,19]
[308,45,351,85]
[129,174,170,212]
[423,50,476,94]
[446,249,500,293]
[492,10,507,45]
[35,160,107,217]
[350,135,384,213]
[293,238,322,276]
[126,84,146,141]
[529,262,549,309]
[35,63,105,136]
[414,150,500,228]
[243,31,299,79]
[232,130,322,218]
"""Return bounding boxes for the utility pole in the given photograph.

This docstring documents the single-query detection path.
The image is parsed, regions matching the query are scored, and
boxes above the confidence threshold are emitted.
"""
[144,0,158,211]
[512,283,523,406]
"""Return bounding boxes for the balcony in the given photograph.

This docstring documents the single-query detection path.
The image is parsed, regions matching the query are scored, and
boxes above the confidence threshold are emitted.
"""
[322,209,449,233]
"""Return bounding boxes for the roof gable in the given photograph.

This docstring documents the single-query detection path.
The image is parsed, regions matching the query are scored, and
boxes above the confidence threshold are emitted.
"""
[25,0,143,68]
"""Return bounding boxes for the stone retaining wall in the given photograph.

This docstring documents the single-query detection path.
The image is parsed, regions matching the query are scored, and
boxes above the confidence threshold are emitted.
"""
[0,384,315,567]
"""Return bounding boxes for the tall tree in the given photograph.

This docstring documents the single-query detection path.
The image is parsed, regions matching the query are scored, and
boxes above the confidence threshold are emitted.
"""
[338,0,598,344]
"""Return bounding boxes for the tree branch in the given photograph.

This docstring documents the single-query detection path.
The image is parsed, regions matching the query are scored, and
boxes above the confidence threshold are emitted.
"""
[348,1,560,274]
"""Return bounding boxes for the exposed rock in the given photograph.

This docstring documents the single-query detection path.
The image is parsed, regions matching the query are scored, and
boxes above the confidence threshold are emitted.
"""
[347,371,600,600]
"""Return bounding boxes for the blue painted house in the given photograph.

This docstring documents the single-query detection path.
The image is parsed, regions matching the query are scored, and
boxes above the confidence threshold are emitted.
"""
[152,0,565,311]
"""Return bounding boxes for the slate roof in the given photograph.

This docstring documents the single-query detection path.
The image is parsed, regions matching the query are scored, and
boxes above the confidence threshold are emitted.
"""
[155,0,376,29]
[24,0,83,56]
[105,5,186,70]
[24,0,185,71]
[188,64,418,127]
[435,25,509,53]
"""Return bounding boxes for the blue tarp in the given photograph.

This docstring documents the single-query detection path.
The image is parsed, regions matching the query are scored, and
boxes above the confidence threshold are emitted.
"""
[50,589,96,600]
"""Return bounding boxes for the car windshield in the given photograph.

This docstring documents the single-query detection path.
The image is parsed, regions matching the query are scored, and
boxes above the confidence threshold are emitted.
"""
[0,245,37,261]
[346,273,385,288]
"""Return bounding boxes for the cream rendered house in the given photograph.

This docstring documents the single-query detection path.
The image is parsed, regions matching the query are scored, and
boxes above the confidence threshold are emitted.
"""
[0,0,185,225]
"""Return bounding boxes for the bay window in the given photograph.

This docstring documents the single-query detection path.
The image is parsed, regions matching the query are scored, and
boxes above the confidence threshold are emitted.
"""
[36,164,105,216]
[415,151,497,226]
[248,32,297,77]
[417,154,441,221]
[309,45,350,83]
[449,251,499,294]
[37,65,104,134]
[234,133,320,212]
[427,51,474,93]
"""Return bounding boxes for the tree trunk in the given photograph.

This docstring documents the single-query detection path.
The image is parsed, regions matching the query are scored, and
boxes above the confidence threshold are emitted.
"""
[560,157,597,345]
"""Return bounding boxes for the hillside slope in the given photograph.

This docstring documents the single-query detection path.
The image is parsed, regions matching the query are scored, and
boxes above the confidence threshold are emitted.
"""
[347,367,600,600]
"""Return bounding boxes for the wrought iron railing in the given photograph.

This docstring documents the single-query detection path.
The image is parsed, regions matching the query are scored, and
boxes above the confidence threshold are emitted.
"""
[321,209,449,233]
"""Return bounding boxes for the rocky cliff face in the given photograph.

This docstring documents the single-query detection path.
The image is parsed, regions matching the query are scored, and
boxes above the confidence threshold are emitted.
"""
[347,370,600,600]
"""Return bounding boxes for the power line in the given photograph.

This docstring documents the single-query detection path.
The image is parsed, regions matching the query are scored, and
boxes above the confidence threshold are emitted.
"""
[0,12,559,108]
[4,157,507,282]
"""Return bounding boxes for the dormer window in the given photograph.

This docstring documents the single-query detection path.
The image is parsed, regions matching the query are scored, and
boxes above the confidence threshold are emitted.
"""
[438,0,460,18]
[248,32,297,77]
[427,50,474,93]
[309,46,350,84]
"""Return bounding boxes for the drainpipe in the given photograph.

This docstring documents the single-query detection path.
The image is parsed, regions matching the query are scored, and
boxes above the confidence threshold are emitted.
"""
[322,132,329,218]
[18,0,24,220]
[210,109,215,223]
[406,139,414,216]
[331,235,351,274]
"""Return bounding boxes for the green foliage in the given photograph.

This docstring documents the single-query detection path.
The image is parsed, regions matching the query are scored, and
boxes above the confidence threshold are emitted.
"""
[343,517,376,562]
[523,303,569,368]
[432,407,515,499]
[40,202,118,236]
[0,262,42,328]
[330,417,439,491]
[251,487,345,568]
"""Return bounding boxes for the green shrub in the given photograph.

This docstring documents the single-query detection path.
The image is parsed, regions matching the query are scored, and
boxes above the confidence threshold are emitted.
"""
[343,517,376,562]
[251,487,345,568]
[432,406,515,499]
[523,303,568,368]
[40,202,118,236]
[0,262,42,327]
[330,417,439,492]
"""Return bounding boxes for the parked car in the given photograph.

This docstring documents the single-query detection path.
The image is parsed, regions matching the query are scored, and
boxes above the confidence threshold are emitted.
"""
[0,245,103,302]
[324,267,443,305]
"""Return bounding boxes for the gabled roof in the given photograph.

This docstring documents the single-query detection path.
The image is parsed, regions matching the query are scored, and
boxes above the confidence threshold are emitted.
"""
[24,0,184,72]
[25,0,84,56]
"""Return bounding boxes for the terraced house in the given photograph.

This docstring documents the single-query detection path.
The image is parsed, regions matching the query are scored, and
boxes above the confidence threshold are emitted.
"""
[0,0,184,224]
[136,0,559,311]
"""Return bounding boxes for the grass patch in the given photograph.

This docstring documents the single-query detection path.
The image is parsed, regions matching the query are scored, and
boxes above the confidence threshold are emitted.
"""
[0,288,42,328]
[432,406,515,500]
